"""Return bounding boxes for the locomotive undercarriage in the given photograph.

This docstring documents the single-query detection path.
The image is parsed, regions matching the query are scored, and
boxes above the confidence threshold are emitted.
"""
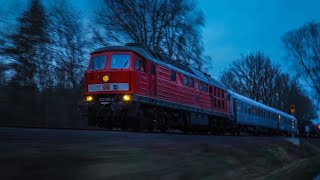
[80,99,290,136]
[80,101,237,134]
[81,103,186,132]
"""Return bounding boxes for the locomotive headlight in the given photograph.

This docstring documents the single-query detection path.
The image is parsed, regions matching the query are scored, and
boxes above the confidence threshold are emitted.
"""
[122,94,132,101]
[102,75,109,82]
[84,95,94,102]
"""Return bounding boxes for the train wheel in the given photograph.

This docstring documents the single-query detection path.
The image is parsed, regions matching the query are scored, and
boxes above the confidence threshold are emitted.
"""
[179,113,189,133]
[120,112,128,130]
[157,111,168,132]
[136,109,148,131]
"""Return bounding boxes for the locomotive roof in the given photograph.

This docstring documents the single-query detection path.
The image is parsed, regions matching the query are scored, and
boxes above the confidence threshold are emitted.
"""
[228,90,297,121]
[92,45,226,90]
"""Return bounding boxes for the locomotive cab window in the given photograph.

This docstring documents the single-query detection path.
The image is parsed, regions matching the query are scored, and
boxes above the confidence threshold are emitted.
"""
[110,54,130,69]
[90,55,106,70]
[170,70,176,81]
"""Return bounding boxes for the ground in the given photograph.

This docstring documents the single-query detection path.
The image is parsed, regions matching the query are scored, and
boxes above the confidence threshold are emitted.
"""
[0,127,319,180]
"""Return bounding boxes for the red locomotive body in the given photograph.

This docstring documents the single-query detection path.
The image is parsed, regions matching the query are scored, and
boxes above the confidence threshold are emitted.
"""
[79,45,233,132]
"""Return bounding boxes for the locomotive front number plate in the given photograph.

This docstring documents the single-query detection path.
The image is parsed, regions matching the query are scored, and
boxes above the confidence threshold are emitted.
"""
[88,83,129,92]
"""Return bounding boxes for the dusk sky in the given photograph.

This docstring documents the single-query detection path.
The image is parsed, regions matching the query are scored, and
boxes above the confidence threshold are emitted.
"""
[2,0,320,77]
[57,0,320,76]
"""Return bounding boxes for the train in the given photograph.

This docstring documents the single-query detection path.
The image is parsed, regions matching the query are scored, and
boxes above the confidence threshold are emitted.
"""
[78,44,298,135]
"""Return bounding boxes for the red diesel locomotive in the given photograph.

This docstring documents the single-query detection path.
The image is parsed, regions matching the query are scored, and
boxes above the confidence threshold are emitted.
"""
[79,45,233,132]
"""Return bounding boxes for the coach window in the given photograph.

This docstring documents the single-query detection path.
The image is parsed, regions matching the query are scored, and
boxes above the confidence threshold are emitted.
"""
[218,100,221,109]
[200,82,204,91]
[189,78,194,87]
[218,88,220,97]
[183,75,188,86]
[222,101,225,109]
[150,63,155,75]
[222,90,225,98]
[214,87,217,96]
[140,60,145,72]
[170,70,176,81]
[205,84,208,92]
[214,98,217,108]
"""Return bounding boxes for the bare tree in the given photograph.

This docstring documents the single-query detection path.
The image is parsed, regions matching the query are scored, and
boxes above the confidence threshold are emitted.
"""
[219,51,304,112]
[48,0,87,90]
[1,0,49,89]
[93,0,206,68]
[282,22,320,102]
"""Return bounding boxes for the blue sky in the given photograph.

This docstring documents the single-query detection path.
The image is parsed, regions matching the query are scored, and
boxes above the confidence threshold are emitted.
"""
[198,0,320,77]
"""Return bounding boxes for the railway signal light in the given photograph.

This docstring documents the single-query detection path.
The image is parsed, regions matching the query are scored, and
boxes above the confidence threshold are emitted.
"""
[290,105,295,113]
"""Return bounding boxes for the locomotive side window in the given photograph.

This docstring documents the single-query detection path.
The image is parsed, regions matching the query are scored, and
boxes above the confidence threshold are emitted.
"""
[134,59,145,72]
[205,84,208,92]
[90,55,106,70]
[151,63,155,75]
[170,70,176,81]
[189,78,194,87]
[110,54,130,69]
[199,82,204,91]
[134,59,140,70]
[140,60,145,72]
[183,75,188,86]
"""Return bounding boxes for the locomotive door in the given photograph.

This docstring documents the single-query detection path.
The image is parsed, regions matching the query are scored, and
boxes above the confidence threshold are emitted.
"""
[149,63,156,96]
[194,81,200,107]
[233,98,238,124]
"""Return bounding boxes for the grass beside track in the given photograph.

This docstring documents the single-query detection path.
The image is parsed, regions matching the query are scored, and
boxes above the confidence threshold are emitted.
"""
[0,134,319,179]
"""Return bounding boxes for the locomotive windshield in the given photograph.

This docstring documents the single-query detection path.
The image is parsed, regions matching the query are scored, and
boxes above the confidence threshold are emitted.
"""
[90,55,106,70]
[110,54,130,69]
